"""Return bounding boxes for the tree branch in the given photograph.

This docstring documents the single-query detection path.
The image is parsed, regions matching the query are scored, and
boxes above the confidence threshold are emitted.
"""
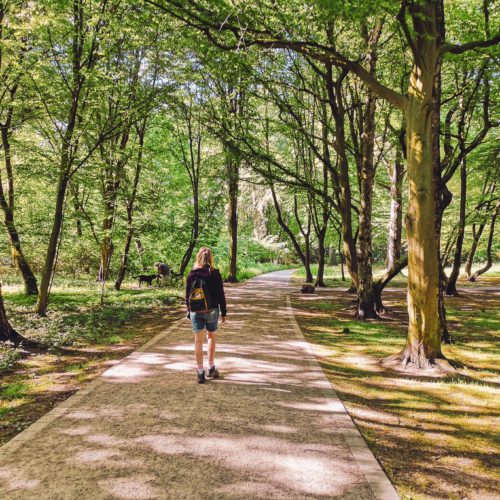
[441,33,500,55]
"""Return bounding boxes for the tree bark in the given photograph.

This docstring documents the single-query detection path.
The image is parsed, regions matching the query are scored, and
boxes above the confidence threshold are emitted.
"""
[293,195,314,283]
[400,1,444,366]
[0,117,38,296]
[351,21,383,319]
[36,173,69,316]
[445,156,467,296]
[315,235,326,287]
[469,201,498,281]
[386,149,404,270]
[36,0,104,315]
[374,257,408,312]
[227,156,239,282]
[0,285,34,347]
[115,121,146,291]
[324,65,359,288]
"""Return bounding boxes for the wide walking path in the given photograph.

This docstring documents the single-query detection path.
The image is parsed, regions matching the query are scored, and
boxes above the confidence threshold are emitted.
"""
[0,270,398,499]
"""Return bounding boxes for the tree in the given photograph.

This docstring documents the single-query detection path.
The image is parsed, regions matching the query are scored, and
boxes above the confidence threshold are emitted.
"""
[35,0,113,316]
[0,284,36,347]
[0,1,39,295]
[144,0,499,368]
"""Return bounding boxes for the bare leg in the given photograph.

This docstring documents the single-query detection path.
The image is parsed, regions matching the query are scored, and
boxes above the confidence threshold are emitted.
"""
[194,331,205,370]
[207,331,216,367]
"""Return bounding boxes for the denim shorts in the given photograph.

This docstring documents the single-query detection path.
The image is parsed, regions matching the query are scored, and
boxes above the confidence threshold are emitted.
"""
[190,309,219,333]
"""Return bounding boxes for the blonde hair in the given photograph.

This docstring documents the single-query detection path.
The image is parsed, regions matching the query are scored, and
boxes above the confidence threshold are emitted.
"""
[194,247,214,269]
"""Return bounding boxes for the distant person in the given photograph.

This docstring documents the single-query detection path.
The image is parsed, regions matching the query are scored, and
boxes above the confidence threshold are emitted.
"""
[155,262,171,278]
[185,247,227,384]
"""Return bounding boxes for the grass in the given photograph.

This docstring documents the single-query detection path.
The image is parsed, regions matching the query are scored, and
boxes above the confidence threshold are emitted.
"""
[294,262,500,289]
[219,261,292,281]
[1,382,30,401]
[2,282,182,350]
[0,275,187,445]
[291,272,500,499]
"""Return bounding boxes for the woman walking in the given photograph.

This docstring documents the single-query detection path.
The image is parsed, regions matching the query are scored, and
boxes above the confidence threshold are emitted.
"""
[185,247,227,383]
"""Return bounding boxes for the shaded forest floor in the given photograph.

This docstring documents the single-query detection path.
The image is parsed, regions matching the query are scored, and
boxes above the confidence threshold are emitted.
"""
[291,270,500,500]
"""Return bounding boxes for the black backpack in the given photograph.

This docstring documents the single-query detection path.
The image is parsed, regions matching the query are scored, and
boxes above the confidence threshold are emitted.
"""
[189,273,214,312]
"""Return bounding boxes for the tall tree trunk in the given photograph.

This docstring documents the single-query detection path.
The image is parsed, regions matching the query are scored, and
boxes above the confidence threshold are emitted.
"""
[469,201,498,281]
[325,65,359,288]
[36,0,93,316]
[227,157,239,282]
[294,195,314,283]
[445,156,467,296]
[36,173,69,316]
[356,100,377,317]
[400,2,444,367]
[432,0,451,344]
[338,228,346,281]
[115,227,133,291]
[115,122,146,291]
[386,149,404,270]
[315,229,327,287]
[0,123,38,295]
[355,21,382,319]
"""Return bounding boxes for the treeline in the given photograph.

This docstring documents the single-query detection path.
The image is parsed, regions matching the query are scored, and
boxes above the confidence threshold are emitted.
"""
[0,1,498,370]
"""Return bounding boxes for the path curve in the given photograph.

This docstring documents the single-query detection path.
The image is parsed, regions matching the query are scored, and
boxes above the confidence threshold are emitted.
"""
[0,270,399,499]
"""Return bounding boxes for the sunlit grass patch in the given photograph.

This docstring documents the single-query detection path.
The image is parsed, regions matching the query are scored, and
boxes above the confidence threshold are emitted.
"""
[0,275,186,446]
[292,286,500,500]
[293,263,500,290]
[1,382,30,400]
[3,280,183,350]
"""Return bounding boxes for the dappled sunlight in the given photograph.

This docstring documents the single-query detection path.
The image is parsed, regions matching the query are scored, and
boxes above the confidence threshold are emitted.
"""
[0,466,41,491]
[98,475,162,500]
[133,433,358,496]
[279,398,346,414]
[0,270,394,499]
[73,448,123,463]
[292,284,500,499]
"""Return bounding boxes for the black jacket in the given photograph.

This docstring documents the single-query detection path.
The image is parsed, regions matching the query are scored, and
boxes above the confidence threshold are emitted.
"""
[185,266,227,316]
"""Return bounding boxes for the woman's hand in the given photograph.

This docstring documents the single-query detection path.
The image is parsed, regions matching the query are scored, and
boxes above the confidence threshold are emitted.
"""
[220,315,226,325]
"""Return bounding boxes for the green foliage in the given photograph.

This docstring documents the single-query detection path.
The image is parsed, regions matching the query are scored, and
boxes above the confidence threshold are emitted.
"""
[0,0,497,328]
[1,382,29,401]
[0,345,21,374]
[3,280,183,348]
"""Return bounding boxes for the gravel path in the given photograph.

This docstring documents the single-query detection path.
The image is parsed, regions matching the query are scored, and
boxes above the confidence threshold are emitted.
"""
[0,270,398,499]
